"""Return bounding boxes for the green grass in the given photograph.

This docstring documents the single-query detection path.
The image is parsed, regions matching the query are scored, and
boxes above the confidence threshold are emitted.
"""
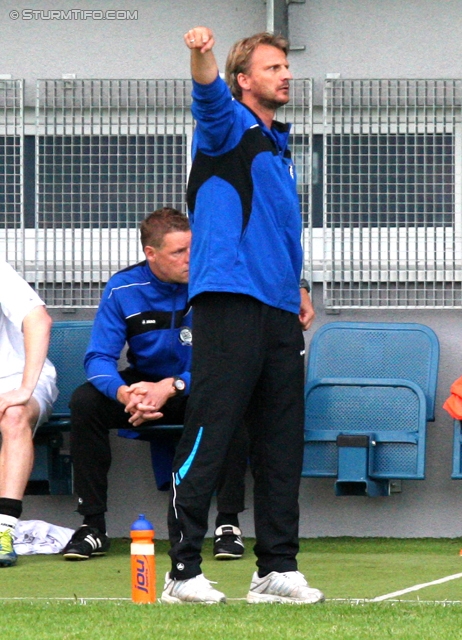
[3,538,462,639]
[5,601,462,640]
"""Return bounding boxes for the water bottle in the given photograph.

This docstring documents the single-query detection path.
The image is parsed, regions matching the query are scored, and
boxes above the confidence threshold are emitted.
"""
[130,514,156,603]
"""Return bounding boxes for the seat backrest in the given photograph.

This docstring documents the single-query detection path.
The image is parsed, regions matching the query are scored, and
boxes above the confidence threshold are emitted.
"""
[307,322,440,420]
[47,321,93,416]
[303,378,427,481]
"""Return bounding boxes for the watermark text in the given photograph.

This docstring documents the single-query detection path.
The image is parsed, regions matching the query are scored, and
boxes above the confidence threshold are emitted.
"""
[10,9,138,21]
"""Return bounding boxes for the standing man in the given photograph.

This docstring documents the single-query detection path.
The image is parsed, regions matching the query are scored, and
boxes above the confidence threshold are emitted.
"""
[0,260,58,566]
[62,208,247,561]
[161,29,324,604]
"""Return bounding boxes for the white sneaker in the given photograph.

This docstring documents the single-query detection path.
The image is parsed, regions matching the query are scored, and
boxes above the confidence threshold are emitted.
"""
[160,572,227,604]
[246,570,325,604]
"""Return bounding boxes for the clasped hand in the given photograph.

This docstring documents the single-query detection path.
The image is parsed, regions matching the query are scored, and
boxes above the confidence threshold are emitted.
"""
[123,379,175,427]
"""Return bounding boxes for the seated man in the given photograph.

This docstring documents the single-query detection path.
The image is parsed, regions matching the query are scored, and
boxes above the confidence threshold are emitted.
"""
[0,260,58,566]
[63,207,247,561]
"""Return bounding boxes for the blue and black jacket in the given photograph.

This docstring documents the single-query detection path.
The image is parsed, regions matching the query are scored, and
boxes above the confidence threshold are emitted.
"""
[85,260,192,400]
[187,74,303,314]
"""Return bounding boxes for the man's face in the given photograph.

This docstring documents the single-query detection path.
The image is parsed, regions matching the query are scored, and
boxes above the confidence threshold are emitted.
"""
[145,230,191,284]
[238,44,292,110]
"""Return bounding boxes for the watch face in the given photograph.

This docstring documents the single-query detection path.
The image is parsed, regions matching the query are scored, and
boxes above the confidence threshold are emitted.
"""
[179,327,192,346]
[174,378,186,392]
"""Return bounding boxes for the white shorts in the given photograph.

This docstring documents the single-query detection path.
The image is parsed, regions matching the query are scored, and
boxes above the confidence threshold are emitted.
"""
[0,373,58,433]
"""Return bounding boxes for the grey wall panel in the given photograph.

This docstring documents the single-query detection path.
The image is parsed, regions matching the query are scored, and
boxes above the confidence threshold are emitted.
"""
[1,0,265,104]
[289,0,462,102]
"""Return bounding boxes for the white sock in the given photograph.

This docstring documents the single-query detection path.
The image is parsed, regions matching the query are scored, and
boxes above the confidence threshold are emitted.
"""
[0,515,18,532]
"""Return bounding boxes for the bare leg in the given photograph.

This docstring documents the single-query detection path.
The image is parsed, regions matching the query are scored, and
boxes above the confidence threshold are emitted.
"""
[0,400,38,499]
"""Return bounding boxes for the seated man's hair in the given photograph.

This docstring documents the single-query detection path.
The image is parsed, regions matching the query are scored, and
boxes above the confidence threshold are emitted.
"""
[140,207,190,248]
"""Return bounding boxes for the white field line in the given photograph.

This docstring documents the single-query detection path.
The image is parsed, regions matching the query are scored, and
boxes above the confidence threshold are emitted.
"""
[2,592,462,605]
[330,598,462,605]
[369,572,462,602]
[0,596,462,605]
[0,597,132,601]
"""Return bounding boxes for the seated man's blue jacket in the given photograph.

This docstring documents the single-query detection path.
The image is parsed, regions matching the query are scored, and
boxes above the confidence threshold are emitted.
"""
[85,260,192,401]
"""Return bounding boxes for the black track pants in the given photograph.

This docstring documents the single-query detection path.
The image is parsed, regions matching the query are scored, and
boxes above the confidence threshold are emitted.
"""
[168,293,305,579]
[70,368,247,517]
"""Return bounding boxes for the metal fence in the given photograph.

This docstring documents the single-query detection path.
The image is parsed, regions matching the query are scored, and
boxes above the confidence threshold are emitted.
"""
[0,80,23,271]
[8,76,462,310]
[324,78,462,308]
[280,79,313,281]
[30,77,312,308]
[34,79,193,306]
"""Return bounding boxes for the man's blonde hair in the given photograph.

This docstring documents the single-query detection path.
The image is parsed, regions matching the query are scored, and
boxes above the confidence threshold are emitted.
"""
[225,32,289,100]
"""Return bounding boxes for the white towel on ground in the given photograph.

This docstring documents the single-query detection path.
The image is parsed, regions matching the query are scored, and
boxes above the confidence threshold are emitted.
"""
[12,520,74,555]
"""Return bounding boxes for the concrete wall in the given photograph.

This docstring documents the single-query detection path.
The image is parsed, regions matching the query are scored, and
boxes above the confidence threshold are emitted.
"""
[3,0,462,103]
[2,0,265,105]
[290,0,462,95]
[5,0,462,538]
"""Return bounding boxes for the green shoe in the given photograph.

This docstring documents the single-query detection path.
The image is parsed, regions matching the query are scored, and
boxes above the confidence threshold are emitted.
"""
[0,528,17,567]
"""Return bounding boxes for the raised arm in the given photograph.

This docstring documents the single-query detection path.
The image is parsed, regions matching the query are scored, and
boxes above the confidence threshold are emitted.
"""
[184,26,219,85]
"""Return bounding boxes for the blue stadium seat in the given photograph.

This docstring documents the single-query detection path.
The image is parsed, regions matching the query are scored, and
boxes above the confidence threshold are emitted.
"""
[30,320,93,495]
[452,420,462,478]
[43,320,92,420]
[303,322,439,496]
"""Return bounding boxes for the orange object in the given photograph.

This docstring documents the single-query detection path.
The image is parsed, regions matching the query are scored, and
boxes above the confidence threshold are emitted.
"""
[130,514,156,603]
[443,376,462,420]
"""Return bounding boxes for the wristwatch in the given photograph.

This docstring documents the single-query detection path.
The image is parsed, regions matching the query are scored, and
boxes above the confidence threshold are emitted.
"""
[299,278,311,294]
[172,376,186,395]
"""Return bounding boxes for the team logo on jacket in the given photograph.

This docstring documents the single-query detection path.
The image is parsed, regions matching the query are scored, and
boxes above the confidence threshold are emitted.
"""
[179,327,192,346]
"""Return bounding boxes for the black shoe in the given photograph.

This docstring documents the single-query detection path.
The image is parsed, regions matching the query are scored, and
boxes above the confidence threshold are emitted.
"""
[213,525,244,560]
[62,525,110,561]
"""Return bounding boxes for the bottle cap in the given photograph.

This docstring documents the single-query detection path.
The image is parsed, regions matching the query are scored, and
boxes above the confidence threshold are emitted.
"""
[131,514,154,531]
